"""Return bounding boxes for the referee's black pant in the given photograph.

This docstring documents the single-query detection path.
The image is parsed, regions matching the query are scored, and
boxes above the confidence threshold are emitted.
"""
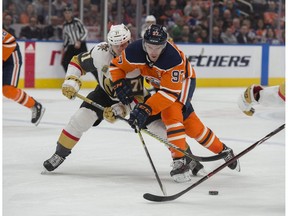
[61,41,87,72]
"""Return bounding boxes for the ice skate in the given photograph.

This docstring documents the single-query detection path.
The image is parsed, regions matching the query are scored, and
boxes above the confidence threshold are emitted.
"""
[31,101,45,126]
[43,153,65,172]
[170,157,192,183]
[221,144,240,172]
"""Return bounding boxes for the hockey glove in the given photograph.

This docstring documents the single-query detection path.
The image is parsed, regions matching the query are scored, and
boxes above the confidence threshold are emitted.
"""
[128,103,152,130]
[103,103,127,123]
[238,85,261,116]
[62,75,82,99]
[113,79,134,105]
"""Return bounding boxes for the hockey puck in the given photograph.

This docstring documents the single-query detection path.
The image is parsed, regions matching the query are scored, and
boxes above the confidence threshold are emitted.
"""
[209,191,219,195]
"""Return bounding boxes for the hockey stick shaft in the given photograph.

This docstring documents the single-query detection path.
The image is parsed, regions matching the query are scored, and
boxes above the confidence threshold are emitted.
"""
[75,93,225,162]
[135,126,167,195]
[141,129,226,162]
[143,124,285,202]
[75,92,166,195]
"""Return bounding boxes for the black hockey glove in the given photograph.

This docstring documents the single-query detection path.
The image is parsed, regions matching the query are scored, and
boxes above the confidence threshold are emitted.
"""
[128,103,152,130]
[113,79,134,105]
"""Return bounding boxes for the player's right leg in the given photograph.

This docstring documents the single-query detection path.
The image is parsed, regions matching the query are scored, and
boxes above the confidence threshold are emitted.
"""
[3,85,45,126]
[2,48,45,126]
[161,102,196,183]
[43,87,114,171]
[184,112,240,171]
[43,107,98,171]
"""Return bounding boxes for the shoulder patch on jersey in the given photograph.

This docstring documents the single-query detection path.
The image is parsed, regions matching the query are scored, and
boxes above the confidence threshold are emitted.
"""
[3,31,7,38]
[97,43,109,52]
[102,65,109,73]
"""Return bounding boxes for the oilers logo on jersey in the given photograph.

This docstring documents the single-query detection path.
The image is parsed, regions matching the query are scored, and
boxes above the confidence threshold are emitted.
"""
[145,76,160,88]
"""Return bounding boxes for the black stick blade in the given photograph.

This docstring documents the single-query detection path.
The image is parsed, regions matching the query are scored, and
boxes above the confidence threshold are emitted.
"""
[143,193,179,202]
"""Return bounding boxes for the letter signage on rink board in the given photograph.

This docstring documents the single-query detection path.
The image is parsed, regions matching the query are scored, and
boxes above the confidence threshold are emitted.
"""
[16,41,284,88]
[177,44,262,78]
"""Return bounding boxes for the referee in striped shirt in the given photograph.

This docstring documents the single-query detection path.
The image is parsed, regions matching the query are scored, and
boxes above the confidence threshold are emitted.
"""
[61,7,88,72]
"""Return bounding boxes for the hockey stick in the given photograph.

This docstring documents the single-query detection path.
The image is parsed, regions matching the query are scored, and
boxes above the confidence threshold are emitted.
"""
[75,93,226,162]
[143,124,285,202]
[75,92,167,195]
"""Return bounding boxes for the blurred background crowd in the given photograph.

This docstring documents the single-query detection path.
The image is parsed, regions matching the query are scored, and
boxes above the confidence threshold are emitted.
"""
[2,0,285,44]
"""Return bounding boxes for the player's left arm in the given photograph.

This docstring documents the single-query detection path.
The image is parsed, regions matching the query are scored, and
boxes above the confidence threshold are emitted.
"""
[110,54,139,105]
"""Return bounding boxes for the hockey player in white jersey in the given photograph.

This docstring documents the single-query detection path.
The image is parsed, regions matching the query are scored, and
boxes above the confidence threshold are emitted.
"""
[43,23,204,180]
[238,82,285,116]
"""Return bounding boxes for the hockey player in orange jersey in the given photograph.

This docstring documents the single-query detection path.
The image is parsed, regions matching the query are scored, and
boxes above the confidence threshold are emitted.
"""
[238,83,285,116]
[2,29,45,125]
[110,24,240,183]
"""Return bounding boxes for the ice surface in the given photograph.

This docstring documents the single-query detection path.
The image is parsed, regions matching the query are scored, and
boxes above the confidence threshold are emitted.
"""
[2,88,285,216]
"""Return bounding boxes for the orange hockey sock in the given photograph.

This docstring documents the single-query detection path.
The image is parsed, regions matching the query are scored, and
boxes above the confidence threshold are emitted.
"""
[3,85,35,108]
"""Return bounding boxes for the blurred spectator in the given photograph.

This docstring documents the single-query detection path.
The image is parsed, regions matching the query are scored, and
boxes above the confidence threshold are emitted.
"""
[222,9,233,30]
[4,3,19,24]
[211,7,221,27]
[52,0,67,17]
[83,4,100,26]
[180,25,194,43]
[198,1,209,19]
[3,14,16,37]
[221,26,238,44]
[213,0,225,16]
[42,16,62,40]
[223,0,241,18]
[141,15,156,37]
[261,27,281,44]
[254,18,266,43]
[187,5,202,30]
[14,0,30,18]
[242,18,256,42]
[32,0,45,16]
[151,0,167,23]
[263,1,278,25]
[169,16,185,42]
[231,17,241,37]
[211,26,224,43]
[32,0,48,25]
[19,16,43,40]
[236,25,250,44]
[159,6,175,28]
[199,28,209,43]
[192,31,203,43]
[169,0,183,20]
[19,3,37,24]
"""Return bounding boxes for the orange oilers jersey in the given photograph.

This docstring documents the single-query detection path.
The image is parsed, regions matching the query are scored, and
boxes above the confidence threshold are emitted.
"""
[2,29,17,61]
[110,39,196,115]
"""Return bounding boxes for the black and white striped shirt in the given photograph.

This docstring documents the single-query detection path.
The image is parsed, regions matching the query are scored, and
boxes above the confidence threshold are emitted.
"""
[62,17,88,48]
